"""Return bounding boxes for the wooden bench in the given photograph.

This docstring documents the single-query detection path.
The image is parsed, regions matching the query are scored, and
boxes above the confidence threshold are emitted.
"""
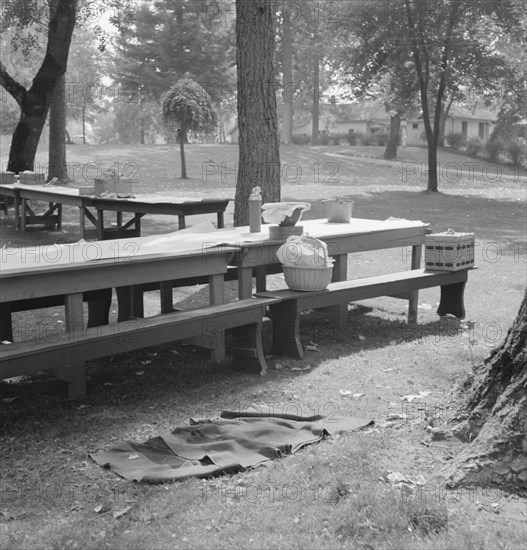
[256,268,470,359]
[0,298,279,398]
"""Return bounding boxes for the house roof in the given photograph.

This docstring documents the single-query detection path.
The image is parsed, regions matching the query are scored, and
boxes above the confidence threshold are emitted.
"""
[409,104,497,122]
[447,105,496,121]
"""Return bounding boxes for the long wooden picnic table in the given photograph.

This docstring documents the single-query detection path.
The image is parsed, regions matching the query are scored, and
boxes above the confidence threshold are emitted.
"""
[140,217,431,325]
[0,237,239,396]
[0,183,230,238]
[0,216,431,396]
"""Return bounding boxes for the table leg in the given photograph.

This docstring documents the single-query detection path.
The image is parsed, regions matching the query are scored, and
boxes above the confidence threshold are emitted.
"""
[217,211,224,228]
[21,198,27,232]
[79,206,86,239]
[209,273,225,362]
[97,210,104,240]
[13,193,21,230]
[238,267,253,299]
[255,266,267,293]
[329,254,348,330]
[50,292,86,399]
[57,203,62,230]
[408,244,422,323]
[116,286,144,321]
[178,215,186,230]
[134,213,141,236]
[117,211,123,228]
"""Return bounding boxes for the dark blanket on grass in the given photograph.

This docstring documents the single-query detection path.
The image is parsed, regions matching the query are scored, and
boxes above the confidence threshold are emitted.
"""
[90,406,373,483]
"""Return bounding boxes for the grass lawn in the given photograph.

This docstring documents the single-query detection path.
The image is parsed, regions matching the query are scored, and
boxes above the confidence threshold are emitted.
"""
[0,143,526,550]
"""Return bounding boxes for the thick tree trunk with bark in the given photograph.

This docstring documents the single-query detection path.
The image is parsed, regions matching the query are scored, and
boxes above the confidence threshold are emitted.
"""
[48,74,69,182]
[311,52,320,146]
[234,0,280,226]
[1,0,78,173]
[281,12,294,145]
[441,290,527,490]
[384,112,401,160]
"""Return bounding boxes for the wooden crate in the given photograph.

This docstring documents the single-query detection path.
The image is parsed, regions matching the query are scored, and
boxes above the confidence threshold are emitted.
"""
[425,231,475,271]
[0,172,16,184]
[19,172,45,185]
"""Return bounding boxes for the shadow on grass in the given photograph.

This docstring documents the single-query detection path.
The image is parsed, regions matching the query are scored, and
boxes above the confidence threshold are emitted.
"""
[0,304,465,434]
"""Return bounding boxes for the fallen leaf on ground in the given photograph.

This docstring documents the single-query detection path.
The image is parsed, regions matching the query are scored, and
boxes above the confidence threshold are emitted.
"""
[113,506,132,519]
[2,397,19,403]
[291,365,311,371]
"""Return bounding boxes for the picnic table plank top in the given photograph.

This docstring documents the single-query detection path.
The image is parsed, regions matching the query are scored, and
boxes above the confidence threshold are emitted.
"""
[0,184,230,205]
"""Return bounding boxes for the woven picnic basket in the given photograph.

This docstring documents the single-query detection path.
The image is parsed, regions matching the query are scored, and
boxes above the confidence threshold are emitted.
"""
[281,235,334,291]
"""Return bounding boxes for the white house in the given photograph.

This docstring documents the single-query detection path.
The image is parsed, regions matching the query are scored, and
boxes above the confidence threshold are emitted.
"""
[406,105,496,146]
[293,102,392,137]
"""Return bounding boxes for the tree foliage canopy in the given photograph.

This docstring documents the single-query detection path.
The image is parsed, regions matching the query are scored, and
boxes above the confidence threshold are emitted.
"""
[162,78,217,136]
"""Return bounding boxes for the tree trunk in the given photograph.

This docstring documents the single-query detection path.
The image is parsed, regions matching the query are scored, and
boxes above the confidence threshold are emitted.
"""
[1,0,78,173]
[441,290,527,490]
[234,0,280,226]
[438,98,453,148]
[48,73,69,182]
[384,112,401,160]
[282,11,294,145]
[179,130,187,179]
[311,51,320,146]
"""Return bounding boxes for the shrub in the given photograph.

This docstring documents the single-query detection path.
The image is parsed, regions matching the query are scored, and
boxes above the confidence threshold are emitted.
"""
[347,130,358,146]
[485,138,505,161]
[372,132,388,146]
[466,137,482,156]
[507,140,526,167]
[357,132,372,146]
[292,134,310,145]
[329,132,348,145]
[319,132,330,145]
[445,132,466,151]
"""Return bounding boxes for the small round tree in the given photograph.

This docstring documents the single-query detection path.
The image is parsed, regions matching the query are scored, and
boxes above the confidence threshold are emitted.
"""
[162,79,217,179]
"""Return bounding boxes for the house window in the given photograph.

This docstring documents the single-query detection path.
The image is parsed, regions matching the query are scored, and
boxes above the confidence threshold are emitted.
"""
[479,122,485,139]
[461,121,468,137]
[412,123,419,129]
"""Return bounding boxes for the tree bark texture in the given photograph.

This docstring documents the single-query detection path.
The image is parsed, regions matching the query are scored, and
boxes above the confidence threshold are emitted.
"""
[384,112,401,160]
[442,290,527,490]
[48,73,69,181]
[2,0,78,173]
[234,0,280,226]
[311,51,320,146]
[281,12,293,145]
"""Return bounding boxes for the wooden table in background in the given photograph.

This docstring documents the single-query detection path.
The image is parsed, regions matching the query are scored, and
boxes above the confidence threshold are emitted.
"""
[0,184,230,238]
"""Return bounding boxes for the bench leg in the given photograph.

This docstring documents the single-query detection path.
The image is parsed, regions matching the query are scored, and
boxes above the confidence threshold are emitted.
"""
[269,302,303,359]
[437,280,466,319]
[87,289,113,327]
[0,303,13,342]
[231,322,268,375]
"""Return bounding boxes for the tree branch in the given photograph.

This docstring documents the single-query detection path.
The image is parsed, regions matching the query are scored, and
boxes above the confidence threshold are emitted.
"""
[0,61,27,106]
